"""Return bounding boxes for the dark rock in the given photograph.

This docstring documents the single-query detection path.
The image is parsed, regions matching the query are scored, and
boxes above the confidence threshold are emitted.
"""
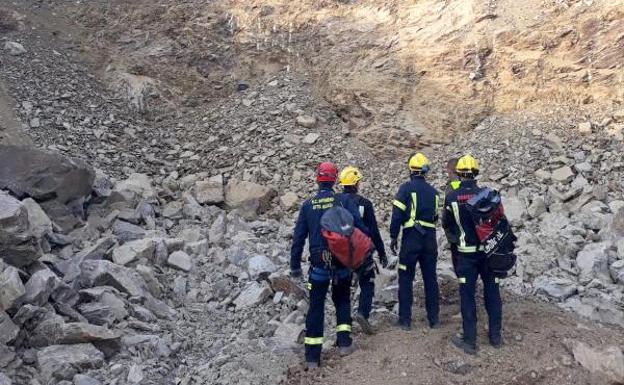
[0,145,94,204]
[113,220,146,243]
[80,260,147,298]
[0,191,43,267]
[37,343,104,382]
[0,311,18,344]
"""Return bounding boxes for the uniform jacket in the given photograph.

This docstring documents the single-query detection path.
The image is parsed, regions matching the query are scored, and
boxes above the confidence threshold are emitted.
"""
[390,175,440,240]
[442,179,484,254]
[290,187,369,272]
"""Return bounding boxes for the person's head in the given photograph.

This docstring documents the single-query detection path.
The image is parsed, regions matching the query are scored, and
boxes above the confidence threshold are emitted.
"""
[447,157,459,178]
[316,162,338,189]
[339,166,362,193]
[455,154,480,180]
[408,152,430,177]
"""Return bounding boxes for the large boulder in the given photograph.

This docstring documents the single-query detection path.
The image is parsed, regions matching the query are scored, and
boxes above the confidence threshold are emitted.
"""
[225,181,276,213]
[0,191,43,267]
[576,242,611,282]
[572,342,624,384]
[37,343,104,382]
[247,255,277,278]
[533,276,577,301]
[80,260,148,298]
[21,198,52,237]
[0,145,94,204]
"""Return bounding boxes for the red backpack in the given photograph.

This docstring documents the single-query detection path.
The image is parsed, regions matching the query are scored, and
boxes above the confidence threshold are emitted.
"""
[320,206,372,270]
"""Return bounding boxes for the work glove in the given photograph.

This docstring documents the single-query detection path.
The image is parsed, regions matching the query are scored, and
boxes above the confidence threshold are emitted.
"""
[379,253,388,269]
[390,238,398,256]
[290,268,302,278]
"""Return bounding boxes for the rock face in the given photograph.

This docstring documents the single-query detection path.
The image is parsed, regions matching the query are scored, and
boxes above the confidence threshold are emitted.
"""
[37,344,104,382]
[0,145,94,204]
[572,342,624,384]
[0,191,43,267]
[225,181,276,213]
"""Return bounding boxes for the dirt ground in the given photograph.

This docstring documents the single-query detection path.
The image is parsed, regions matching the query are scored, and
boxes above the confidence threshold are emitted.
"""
[284,281,624,385]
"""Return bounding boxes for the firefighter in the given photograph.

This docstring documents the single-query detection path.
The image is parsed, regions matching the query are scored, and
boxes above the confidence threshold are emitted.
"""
[337,166,388,335]
[443,157,461,275]
[442,155,502,355]
[290,162,369,368]
[390,153,441,330]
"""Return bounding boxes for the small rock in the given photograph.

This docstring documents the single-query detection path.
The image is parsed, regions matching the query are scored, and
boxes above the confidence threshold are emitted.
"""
[247,255,277,278]
[73,374,102,385]
[3,41,26,56]
[0,372,11,385]
[302,133,320,145]
[234,281,272,308]
[225,181,276,213]
[127,364,144,384]
[0,311,19,344]
[0,266,25,310]
[577,122,592,134]
[22,268,57,306]
[112,239,155,266]
[194,175,225,205]
[534,276,577,301]
[296,115,317,128]
[280,192,299,209]
[552,166,575,184]
[167,251,192,272]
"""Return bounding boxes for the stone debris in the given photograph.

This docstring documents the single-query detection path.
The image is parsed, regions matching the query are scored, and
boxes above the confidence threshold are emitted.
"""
[572,342,624,384]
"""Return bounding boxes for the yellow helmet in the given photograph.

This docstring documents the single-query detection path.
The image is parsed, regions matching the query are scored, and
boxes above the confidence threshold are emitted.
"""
[339,166,363,186]
[408,153,430,172]
[456,154,480,176]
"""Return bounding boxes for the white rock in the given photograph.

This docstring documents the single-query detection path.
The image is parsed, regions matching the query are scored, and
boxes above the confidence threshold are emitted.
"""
[4,41,26,56]
[114,173,156,201]
[577,122,592,134]
[296,115,317,128]
[279,192,299,209]
[503,196,526,225]
[576,242,611,282]
[167,251,192,272]
[21,198,52,237]
[247,255,277,278]
[127,364,144,384]
[194,175,224,205]
[225,181,276,213]
[572,342,624,384]
[0,266,25,310]
[527,197,546,218]
[609,260,624,285]
[112,239,155,266]
[302,133,320,145]
[234,281,272,308]
[533,276,577,301]
[551,166,574,183]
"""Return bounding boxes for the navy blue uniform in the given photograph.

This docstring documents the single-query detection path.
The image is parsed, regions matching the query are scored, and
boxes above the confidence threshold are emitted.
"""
[443,179,461,275]
[339,191,386,319]
[442,179,502,347]
[390,175,440,327]
[290,186,369,364]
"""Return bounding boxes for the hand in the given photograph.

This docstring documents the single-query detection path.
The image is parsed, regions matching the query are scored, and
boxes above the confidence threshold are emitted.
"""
[290,268,302,278]
[379,254,388,268]
[390,238,398,256]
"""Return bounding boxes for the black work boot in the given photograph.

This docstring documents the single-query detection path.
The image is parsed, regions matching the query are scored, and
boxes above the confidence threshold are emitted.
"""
[355,313,375,335]
[451,335,477,355]
[489,335,503,349]
[396,319,411,331]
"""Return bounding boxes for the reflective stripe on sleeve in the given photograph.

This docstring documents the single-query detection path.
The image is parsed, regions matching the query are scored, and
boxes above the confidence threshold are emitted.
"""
[393,200,407,211]
[304,337,324,345]
[359,205,365,218]
[458,277,467,284]
[495,277,501,284]
[398,264,407,271]
[336,324,352,332]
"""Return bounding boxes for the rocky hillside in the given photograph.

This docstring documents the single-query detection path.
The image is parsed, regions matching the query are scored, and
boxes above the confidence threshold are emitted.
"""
[1,1,624,385]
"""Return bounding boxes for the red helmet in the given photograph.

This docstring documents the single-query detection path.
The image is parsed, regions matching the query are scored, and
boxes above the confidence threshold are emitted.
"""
[316,162,338,182]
